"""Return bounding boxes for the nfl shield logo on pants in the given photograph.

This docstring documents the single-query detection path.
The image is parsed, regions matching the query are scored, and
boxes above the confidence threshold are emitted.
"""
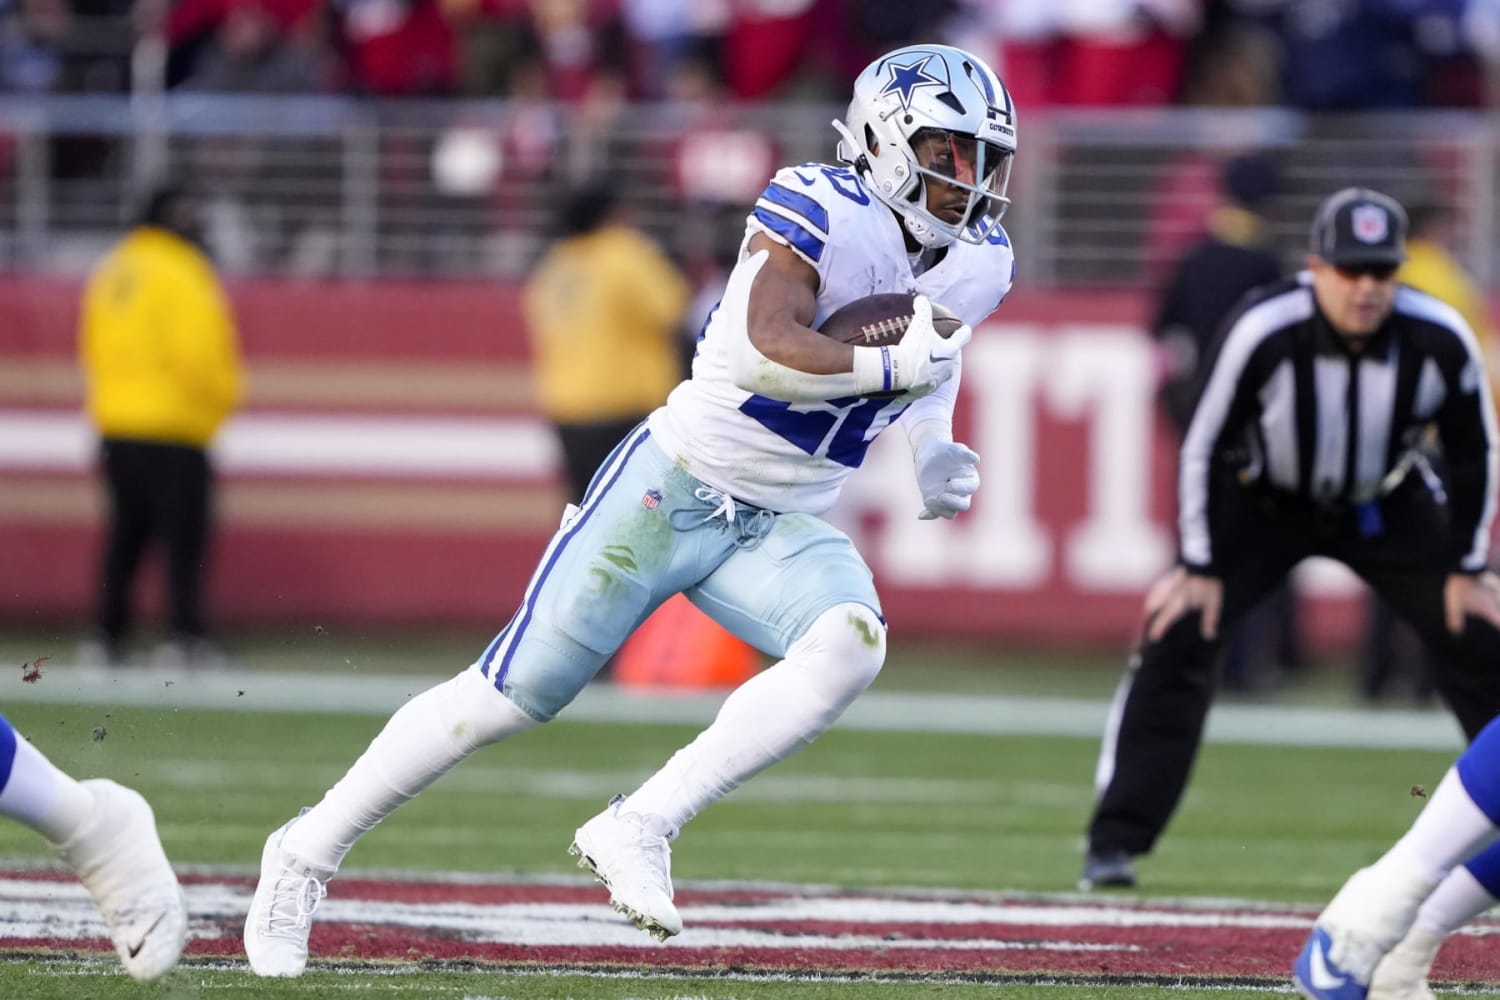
[641,489,662,510]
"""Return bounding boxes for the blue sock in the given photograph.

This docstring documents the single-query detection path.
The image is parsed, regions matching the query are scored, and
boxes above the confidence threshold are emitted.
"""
[0,714,17,794]
[1457,715,1500,824]
[1462,842,1500,896]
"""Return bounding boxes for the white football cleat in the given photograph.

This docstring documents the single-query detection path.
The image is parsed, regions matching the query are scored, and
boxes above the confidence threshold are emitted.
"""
[1368,925,1443,1000]
[569,795,682,941]
[52,779,187,983]
[243,812,334,977]
[1292,863,1438,999]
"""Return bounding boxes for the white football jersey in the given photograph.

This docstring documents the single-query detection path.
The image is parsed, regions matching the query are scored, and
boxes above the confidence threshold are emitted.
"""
[647,161,1016,514]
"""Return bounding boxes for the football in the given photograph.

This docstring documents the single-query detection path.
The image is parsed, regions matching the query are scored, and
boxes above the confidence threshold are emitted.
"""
[817,293,963,348]
[817,293,963,398]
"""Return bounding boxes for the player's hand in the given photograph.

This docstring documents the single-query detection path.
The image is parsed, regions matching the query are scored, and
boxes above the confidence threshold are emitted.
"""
[914,439,980,520]
[1446,571,1500,633]
[887,295,972,398]
[1143,567,1222,643]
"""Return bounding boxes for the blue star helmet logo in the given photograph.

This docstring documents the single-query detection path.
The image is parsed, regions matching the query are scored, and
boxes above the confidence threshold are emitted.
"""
[879,54,945,111]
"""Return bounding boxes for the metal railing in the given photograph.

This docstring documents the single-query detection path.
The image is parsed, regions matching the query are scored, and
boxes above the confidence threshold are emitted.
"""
[0,95,1493,288]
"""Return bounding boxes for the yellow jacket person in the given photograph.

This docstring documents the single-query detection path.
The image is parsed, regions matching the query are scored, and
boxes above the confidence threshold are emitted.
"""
[78,185,244,670]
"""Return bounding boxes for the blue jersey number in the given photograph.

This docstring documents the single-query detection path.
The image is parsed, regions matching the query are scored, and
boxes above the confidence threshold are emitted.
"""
[793,163,869,206]
[739,394,898,468]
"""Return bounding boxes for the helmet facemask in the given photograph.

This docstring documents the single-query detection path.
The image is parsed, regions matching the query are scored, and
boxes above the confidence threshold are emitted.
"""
[904,127,1012,242]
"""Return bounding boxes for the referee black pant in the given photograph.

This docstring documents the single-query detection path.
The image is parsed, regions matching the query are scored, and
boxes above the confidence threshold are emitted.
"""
[1086,475,1500,858]
[94,438,214,654]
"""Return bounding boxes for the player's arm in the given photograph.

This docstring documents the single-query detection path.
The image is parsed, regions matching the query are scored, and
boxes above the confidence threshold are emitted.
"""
[742,233,855,374]
[724,237,966,403]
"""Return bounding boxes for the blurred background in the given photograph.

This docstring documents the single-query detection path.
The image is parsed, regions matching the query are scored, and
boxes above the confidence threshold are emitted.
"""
[3,0,1498,700]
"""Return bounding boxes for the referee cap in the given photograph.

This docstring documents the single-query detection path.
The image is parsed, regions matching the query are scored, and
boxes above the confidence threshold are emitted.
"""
[1309,187,1408,266]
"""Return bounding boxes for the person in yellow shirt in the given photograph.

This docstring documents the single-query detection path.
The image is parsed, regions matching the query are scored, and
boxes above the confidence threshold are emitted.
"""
[523,183,690,504]
[79,185,245,669]
[1360,196,1497,703]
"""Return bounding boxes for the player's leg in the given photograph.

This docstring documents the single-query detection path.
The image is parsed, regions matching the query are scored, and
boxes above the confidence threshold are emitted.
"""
[569,514,884,939]
[246,428,726,973]
[1083,497,1305,889]
[0,712,186,981]
[1294,713,1500,998]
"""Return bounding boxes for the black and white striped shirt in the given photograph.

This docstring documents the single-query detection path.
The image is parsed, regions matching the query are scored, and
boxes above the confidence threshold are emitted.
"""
[1179,272,1498,574]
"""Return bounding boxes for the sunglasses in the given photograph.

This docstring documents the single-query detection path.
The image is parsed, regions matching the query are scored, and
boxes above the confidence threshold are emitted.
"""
[1334,261,1399,282]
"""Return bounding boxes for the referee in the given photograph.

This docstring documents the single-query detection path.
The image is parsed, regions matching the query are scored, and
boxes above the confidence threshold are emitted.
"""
[1081,187,1500,891]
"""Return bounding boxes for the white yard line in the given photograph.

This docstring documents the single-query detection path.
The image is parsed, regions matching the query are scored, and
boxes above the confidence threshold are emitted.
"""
[0,665,1466,750]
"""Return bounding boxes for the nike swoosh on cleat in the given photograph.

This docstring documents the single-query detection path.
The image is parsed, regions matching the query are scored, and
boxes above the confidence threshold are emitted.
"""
[126,912,168,959]
[1308,934,1347,991]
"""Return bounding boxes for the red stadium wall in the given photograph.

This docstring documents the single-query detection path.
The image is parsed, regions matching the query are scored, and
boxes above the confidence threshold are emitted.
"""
[0,279,1371,650]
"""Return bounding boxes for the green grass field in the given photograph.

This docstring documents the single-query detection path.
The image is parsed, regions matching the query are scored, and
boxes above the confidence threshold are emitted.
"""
[0,632,1481,997]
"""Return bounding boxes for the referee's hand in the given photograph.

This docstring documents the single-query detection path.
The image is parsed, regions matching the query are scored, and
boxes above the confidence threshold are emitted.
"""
[1446,572,1500,634]
[1143,567,1223,643]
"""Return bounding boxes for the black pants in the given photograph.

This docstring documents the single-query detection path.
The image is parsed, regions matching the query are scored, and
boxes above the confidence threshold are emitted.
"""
[95,438,214,653]
[555,417,647,506]
[1086,476,1500,857]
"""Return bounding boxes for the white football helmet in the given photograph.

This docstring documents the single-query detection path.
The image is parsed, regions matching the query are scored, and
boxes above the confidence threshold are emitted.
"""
[834,44,1017,248]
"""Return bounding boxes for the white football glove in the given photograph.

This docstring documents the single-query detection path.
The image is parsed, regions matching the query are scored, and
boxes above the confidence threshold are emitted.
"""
[914,437,981,520]
[853,295,972,398]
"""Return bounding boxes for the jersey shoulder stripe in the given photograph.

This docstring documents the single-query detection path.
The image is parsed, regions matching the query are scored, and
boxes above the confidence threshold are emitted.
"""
[761,182,830,234]
[753,205,825,262]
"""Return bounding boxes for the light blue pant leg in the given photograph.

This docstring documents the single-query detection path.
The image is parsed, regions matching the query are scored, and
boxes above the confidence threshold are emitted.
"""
[471,429,741,721]
[690,512,883,657]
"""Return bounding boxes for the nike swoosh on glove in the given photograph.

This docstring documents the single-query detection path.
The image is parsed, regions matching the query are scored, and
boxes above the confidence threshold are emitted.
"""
[914,439,981,520]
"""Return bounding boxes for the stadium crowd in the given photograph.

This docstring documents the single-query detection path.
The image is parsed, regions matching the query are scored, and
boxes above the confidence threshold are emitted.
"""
[4,0,1500,111]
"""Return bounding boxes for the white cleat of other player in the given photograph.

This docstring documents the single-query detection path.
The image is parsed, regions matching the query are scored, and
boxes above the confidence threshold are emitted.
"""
[570,795,682,941]
[52,779,187,982]
[1368,925,1443,1000]
[244,812,333,977]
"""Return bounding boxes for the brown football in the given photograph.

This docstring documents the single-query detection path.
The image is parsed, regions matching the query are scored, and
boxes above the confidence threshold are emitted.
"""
[817,293,963,348]
[817,294,963,398]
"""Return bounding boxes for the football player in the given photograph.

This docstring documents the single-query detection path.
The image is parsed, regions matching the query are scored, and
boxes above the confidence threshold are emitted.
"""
[245,43,1017,976]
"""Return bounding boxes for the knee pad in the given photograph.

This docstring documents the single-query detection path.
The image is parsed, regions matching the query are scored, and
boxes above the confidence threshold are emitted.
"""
[435,669,540,750]
[788,602,887,707]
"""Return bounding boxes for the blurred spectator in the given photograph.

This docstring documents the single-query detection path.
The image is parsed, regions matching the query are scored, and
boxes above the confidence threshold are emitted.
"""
[1153,152,1284,430]
[1,0,71,93]
[1,0,134,94]
[1151,150,1303,691]
[1251,0,1466,111]
[525,0,627,101]
[1466,0,1500,106]
[328,0,458,95]
[78,185,245,670]
[522,182,690,504]
[1361,194,1496,703]
[1141,19,1281,286]
[621,0,730,99]
[721,0,824,98]
[997,0,1202,107]
[164,0,322,89]
[175,0,326,93]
